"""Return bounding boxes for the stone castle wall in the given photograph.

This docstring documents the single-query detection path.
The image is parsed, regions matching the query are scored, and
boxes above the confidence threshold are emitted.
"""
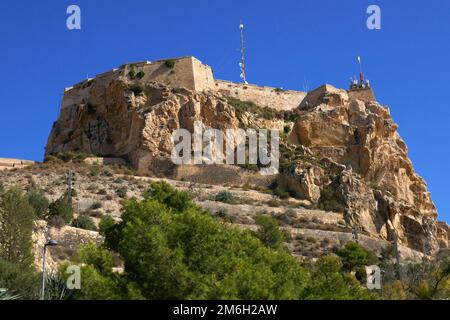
[61,56,215,111]
[60,56,306,113]
[121,56,215,92]
[215,80,306,111]
[0,158,35,171]
[348,87,376,102]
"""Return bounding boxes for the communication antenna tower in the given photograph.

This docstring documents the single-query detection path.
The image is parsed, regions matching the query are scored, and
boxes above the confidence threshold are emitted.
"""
[352,226,359,243]
[239,22,248,84]
[357,56,364,85]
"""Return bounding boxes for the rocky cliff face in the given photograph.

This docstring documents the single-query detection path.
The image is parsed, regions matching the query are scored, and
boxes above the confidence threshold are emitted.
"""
[46,79,240,176]
[45,73,448,254]
[283,85,443,252]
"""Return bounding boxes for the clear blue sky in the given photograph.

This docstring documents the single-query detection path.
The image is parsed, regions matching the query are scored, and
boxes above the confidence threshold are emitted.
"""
[0,0,449,223]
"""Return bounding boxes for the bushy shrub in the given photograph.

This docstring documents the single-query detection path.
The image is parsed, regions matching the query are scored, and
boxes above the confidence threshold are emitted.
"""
[266,199,282,207]
[99,215,116,236]
[273,186,290,199]
[50,151,94,163]
[135,71,145,80]
[164,59,176,69]
[215,191,234,204]
[304,256,378,300]
[336,242,379,274]
[103,169,113,177]
[254,215,286,250]
[128,69,136,79]
[129,84,144,96]
[27,186,50,219]
[91,202,102,210]
[89,165,101,177]
[306,236,317,243]
[215,208,228,219]
[116,187,128,199]
[48,194,73,224]
[278,209,297,224]
[71,215,97,231]
[43,270,73,300]
[226,96,282,120]
[145,181,192,212]
[318,188,345,213]
[0,259,40,300]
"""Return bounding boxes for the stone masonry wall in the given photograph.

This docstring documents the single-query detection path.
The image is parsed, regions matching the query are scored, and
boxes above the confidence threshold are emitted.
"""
[348,87,376,102]
[214,80,306,111]
[61,56,215,112]
[60,57,305,114]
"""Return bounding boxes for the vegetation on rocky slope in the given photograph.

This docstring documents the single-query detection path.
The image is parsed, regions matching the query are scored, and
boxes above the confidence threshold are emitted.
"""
[1,168,449,300]
[60,181,377,300]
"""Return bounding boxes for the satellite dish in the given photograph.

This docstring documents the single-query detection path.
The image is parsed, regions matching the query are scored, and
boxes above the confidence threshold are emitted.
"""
[239,62,243,67]
[239,24,244,30]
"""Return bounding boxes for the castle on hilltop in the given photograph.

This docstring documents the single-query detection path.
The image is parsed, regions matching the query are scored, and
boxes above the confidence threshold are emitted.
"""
[62,56,376,114]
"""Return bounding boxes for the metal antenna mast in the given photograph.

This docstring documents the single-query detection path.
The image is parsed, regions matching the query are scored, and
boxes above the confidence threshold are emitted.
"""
[239,22,248,84]
[352,226,360,244]
[66,170,76,201]
[357,56,364,85]
[391,230,402,280]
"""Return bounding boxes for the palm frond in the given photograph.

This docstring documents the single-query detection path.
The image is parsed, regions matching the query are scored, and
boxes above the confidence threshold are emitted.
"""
[0,288,21,300]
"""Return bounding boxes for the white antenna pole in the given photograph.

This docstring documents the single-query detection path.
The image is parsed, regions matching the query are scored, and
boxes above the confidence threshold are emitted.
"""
[239,22,247,84]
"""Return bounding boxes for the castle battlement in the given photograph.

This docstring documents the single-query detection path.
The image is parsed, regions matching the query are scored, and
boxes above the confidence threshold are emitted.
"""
[347,86,376,103]
[60,56,307,112]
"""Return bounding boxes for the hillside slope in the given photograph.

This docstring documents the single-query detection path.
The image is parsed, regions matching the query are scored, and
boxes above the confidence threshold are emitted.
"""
[43,60,449,257]
[0,161,433,270]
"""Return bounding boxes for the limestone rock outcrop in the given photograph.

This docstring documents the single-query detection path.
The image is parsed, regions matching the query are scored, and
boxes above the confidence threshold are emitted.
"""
[46,79,239,176]
[45,60,448,255]
[284,84,441,252]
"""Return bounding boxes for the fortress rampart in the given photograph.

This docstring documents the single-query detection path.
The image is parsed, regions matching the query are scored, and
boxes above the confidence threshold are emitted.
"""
[347,86,376,102]
[61,56,215,110]
[214,80,306,111]
[60,56,307,112]
[0,158,35,171]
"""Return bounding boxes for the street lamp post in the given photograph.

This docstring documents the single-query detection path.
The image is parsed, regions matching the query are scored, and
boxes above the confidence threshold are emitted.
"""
[41,239,58,300]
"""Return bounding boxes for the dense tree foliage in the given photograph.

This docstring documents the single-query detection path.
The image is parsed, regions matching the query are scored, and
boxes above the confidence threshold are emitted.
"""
[64,181,382,300]
[26,186,50,219]
[72,214,97,231]
[48,193,73,224]
[382,257,450,300]
[336,241,379,281]
[0,186,35,267]
[254,215,286,250]
[99,215,116,236]
[0,258,40,299]
[0,180,448,300]
[303,256,378,300]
